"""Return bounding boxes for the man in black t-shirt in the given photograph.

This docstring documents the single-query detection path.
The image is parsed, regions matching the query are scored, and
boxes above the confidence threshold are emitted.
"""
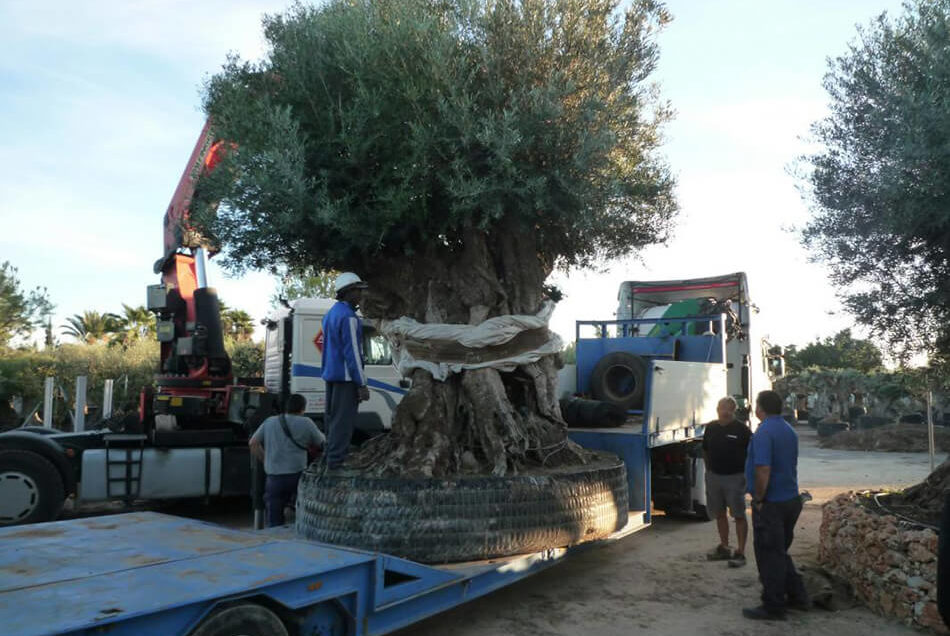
[702,396,752,567]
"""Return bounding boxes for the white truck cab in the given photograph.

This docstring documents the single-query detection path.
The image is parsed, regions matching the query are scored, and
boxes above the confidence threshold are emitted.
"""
[263,298,407,441]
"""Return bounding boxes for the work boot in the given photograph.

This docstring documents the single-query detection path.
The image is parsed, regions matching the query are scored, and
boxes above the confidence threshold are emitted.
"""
[707,544,732,561]
[742,605,787,621]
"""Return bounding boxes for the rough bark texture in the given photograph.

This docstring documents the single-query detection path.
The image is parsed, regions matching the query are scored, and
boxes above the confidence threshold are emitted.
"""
[350,227,592,477]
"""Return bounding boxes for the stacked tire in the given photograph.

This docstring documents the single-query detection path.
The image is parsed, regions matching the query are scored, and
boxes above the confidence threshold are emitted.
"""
[560,398,626,428]
[296,452,628,563]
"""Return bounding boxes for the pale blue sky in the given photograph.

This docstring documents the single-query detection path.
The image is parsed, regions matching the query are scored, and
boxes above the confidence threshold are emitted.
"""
[0,0,906,348]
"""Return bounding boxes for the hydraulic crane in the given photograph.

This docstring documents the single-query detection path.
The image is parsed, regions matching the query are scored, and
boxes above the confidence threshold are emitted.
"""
[144,121,239,434]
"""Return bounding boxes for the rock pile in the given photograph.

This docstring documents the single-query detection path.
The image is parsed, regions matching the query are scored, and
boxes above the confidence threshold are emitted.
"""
[820,493,946,633]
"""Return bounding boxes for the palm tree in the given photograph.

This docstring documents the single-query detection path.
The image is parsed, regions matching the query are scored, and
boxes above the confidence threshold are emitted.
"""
[61,311,122,344]
[114,304,156,345]
[216,300,255,341]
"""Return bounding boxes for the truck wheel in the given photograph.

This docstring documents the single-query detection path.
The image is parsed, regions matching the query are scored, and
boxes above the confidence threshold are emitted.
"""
[0,450,65,526]
[297,452,628,563]
[190,603,288,636]
[590,352,647,410]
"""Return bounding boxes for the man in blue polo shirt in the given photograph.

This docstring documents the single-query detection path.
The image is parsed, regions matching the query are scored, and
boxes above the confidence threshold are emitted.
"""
[743,389,809,621]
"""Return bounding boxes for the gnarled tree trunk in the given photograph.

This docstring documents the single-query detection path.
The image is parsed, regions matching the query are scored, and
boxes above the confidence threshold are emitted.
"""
[352,226,591,477]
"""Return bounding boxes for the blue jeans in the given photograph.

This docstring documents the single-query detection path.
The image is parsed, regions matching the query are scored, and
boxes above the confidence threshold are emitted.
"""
[325,381,358,469]
[265,472,301,527]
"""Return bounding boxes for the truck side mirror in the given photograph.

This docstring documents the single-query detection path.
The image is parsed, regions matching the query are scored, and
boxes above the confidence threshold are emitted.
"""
[771,357,785,378]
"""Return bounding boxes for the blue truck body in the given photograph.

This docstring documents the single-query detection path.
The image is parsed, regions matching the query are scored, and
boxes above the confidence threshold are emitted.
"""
[567,314,731,519]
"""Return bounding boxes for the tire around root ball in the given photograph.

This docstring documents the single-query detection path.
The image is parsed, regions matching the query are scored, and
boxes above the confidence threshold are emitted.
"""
[296,452,628,563]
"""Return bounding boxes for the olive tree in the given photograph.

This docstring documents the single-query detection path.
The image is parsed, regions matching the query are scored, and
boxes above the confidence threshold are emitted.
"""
[195,0,677,476]
[802,0,950,359]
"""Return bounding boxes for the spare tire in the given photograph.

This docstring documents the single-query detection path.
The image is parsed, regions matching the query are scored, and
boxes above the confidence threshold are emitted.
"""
[590,352,647,410]
[296,452,628,563]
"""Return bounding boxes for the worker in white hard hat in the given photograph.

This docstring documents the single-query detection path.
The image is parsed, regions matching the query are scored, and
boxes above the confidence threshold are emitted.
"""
[320,272,371,470]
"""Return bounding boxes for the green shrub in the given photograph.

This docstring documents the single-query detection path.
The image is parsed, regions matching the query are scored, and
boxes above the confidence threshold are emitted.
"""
[227,338,264,379]
[0,341,159,416]
[1,338,266,425]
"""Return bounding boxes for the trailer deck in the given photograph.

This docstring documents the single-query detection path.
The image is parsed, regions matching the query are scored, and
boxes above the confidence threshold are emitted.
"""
[0,511,648,636]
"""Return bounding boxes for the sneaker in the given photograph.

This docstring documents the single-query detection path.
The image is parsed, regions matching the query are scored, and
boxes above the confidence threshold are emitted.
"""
[742,605,787,621]
[727,553,747,568]
[707,544,732,561]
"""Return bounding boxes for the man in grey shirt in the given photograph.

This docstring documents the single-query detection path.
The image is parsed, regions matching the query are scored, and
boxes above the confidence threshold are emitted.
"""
[250,394,326,526]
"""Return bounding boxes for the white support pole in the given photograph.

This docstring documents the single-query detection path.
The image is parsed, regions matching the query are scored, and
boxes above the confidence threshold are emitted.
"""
[928,391,935,473]
[43,377,55,428]
[103,379,115,420]
[74,376,87,432]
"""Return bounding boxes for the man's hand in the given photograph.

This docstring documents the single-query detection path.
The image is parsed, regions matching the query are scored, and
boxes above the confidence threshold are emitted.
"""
[753,465,771,511]
[358,385,371,402]
[249,437,264,462]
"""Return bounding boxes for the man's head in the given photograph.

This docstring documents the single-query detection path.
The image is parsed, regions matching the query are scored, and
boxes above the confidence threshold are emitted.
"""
[716,396,738,423]
[286,393,307,414]
[755,390,783,421]
[334,272,368,308]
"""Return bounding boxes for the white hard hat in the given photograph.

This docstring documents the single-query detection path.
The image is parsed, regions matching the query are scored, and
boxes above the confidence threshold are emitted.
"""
[334,272,368,293]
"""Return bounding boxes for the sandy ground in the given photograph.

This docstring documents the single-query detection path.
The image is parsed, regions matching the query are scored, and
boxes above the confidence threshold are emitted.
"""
[390,427,946,636]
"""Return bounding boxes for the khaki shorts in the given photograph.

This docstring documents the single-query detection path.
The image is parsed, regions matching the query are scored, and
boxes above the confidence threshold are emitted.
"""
[705,471,747,518]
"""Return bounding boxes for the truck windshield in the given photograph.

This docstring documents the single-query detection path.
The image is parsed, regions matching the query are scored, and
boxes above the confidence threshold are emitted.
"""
[364,328,393,365]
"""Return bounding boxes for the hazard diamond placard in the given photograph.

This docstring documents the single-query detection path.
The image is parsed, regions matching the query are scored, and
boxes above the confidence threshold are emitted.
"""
[313,330,324,353]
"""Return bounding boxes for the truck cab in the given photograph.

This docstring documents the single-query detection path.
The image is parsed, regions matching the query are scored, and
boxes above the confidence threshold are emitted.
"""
[263,298,407,441]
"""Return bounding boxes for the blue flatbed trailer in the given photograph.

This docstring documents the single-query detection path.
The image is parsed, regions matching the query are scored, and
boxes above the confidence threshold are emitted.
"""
[0,510,648,636]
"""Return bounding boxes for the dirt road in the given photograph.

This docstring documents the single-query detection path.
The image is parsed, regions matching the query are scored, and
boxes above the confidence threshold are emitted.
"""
[395,427,946,636]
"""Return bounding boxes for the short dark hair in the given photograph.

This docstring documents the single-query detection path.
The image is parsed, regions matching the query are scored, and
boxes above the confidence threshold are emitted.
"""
[756,390,783,416]
[286,394,307,414]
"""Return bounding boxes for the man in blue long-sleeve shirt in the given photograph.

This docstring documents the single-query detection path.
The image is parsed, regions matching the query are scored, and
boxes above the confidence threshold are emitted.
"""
[321,272,371,469]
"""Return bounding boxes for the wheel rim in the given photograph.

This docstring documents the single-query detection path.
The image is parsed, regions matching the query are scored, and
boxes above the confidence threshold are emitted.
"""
[0,471,40,522]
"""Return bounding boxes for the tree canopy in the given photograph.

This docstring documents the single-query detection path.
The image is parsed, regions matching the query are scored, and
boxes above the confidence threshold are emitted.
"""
[0,261,52,349]
[784,329,883,374]
[194,0,678,477]
[195,0,677,321]
[802,0,950,359]
[272,267,338,306]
